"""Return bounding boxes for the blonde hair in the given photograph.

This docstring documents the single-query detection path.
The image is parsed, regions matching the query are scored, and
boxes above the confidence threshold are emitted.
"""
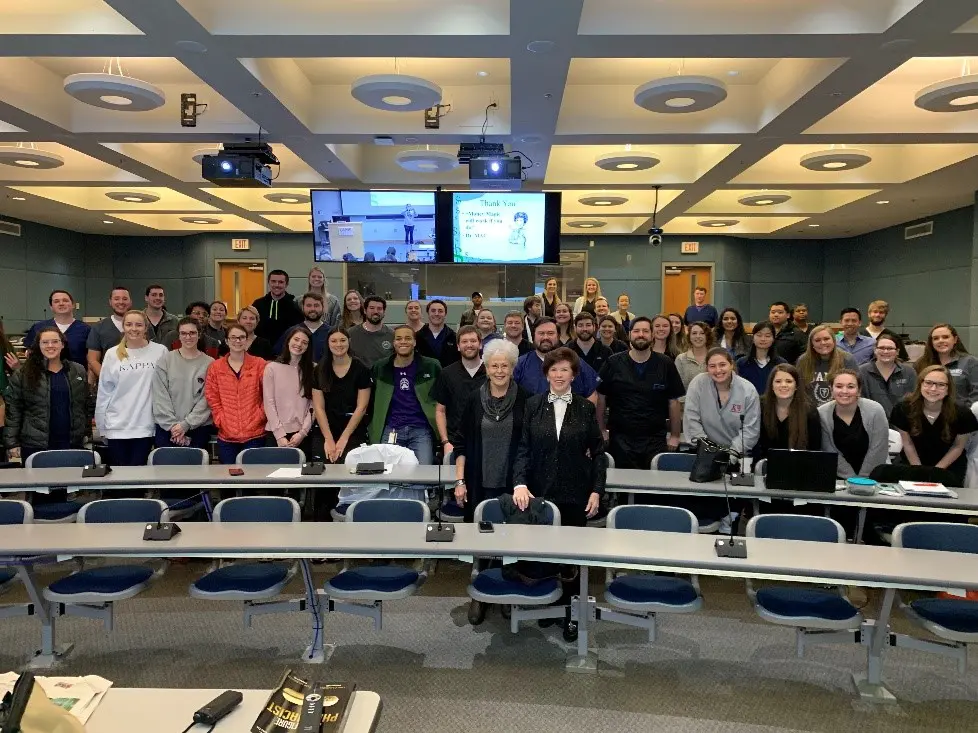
[798,324,847,384]
[115,309,150,361]
[582,277,602,301]
[237,305,260,322]
[307,266,327,298]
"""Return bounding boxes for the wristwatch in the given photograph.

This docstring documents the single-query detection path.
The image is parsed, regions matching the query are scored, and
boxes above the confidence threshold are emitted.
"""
[454,479,465,487]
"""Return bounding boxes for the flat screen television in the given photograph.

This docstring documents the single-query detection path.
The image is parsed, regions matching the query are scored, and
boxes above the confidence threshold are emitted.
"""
[434,191,561,264]
[311,189,437,263]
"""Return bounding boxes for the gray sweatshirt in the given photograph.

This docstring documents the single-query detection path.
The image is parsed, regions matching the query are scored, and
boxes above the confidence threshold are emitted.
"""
[152,350,214,431]
[944,355,978,406]
[859,361,916,418]
[682,372,760,457]
[818,398,889,479]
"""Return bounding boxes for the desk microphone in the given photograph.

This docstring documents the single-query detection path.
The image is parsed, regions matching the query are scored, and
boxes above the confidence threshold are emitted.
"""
[82,437,111,478]
[730,414,755,487]
[426,450,454,542]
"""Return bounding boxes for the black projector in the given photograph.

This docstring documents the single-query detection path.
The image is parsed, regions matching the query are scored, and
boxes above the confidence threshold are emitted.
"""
[202,153,272,187]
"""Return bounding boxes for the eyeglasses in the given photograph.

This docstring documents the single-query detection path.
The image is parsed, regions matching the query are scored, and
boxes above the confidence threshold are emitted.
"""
[922,380,949,389]
[875,346,896,352]
[228,335,247,342]
[178,331,198,338]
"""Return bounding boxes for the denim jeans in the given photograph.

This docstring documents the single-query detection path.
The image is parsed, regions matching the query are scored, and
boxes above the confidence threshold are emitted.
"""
[382,424,433,501]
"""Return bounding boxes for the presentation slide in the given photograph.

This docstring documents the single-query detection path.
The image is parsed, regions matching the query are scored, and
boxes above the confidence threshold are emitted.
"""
[451,192,547,263]
[311,189,436,263]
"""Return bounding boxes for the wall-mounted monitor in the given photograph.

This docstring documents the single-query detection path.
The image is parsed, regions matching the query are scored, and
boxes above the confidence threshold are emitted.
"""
[311,189,437,263]
[434,191,561,264]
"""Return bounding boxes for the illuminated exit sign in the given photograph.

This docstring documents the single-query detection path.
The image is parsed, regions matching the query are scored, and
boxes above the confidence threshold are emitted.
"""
[681,241,700,254]
[231,238,250,251]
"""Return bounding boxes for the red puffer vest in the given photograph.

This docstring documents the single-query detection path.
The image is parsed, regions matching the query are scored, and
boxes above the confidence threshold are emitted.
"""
[204,354,267,442]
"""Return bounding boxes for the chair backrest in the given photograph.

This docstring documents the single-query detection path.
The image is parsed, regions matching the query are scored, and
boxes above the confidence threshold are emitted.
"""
[868,463,959,487]
[474,498,561,526]
[148,447,209,466]
[603,453,615,469]
[346,499,430,523]
[893,522,978,554]
[887,429,902,456]
[78,498,168,524]
[651,452,696,472]
[213,496,300,522]
[746,514,845,544]
[26,449,99,469]
[607,505,697,534]
[237,447,305,465]
[0,499,33,525]
[755,458,767,476]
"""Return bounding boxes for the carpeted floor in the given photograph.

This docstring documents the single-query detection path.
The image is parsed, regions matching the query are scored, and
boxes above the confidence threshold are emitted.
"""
[0,560,975,732]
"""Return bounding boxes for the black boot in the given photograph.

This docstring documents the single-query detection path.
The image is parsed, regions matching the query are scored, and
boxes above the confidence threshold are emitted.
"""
[467,600,486,626]
[562,610,578,643]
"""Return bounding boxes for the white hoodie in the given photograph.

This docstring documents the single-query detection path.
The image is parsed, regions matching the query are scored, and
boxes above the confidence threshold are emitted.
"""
[96,342,168,439]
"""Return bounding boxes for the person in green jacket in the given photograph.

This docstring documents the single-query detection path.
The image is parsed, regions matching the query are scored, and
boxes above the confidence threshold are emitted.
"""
[368,325,441,465]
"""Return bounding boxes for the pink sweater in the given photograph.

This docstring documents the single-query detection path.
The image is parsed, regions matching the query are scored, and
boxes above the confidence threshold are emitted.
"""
[262,362,313,441]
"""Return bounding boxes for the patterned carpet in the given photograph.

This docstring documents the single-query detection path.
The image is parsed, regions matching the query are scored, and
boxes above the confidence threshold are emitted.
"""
[0,560,975,732]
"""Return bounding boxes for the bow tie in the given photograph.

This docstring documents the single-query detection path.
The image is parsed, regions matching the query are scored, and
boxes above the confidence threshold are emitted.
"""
[548,392,572,404]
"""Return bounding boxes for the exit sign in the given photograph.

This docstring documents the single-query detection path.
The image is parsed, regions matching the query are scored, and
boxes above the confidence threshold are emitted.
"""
[681,241,700,254]
[231,238,250,251]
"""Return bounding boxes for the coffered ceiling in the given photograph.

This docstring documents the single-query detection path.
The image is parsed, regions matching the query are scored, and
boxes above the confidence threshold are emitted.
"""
[1,0,977,239]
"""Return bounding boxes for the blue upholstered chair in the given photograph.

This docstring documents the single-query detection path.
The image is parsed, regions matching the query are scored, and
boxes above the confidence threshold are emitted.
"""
[650,451,721,534]
[190,497,302,626]
[599,505,703,641]
[25,449,96,522]
[237,446,305,465]
[43,499,168,631]
[0,501,32,616]
[466,498,565,633]
[148,447,209,520]
[891,522,978,673]
[322,499,429,630]
[437,451,464,524]
[746,514,863,657]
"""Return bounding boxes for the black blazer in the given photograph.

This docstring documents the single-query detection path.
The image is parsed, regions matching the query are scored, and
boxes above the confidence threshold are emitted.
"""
[452,386,530,514]
[513,393,607,506]
[416,324,460,368]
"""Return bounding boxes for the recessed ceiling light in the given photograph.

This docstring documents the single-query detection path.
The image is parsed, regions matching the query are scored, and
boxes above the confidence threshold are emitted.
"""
[175,40,208,54]
[698,219,739,228]
[566,220,606,229]
[727,70,740,77]
[351,74,442,112]
[102,220,113,224]
[105,191,161,204]
[395,149,458,173]
[0,146,65,169]
[264,192,310,205]
[12,196,26,201]
[738,191,791,207]
[808,223,820,227]
[915,74,978,113]
[180,216,222,225]
[477,71,490,78]
[192,146,221,164]
[63,72,166,111]
[634,76,728,114]
[876,200,890,205]
[799,148,872,172]
[527,41,555,53]
[595,151,660,172]
[579,195,628,207]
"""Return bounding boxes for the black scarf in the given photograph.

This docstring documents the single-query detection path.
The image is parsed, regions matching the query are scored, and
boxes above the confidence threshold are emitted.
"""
[481,381,517,422]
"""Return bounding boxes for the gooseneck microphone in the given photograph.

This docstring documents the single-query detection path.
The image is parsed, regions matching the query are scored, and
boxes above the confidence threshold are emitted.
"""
[731,413,755,487]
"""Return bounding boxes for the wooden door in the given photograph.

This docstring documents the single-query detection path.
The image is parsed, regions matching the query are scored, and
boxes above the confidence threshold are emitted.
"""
[218,262,266,316]
[662,265,712,316]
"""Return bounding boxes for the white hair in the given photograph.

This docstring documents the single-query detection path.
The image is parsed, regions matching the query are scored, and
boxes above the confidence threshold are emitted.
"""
[482,338,519,367]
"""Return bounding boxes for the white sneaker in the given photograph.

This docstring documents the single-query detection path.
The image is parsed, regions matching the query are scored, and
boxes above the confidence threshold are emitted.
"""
[718,512,738,535]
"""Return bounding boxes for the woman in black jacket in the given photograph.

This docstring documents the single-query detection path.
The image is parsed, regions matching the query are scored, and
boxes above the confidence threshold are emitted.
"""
[512,346,606,642]
[756,363,821,459]
[3,326,92,462]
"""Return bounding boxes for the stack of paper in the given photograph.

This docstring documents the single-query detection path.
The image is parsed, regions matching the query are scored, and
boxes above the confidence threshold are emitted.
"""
[0,673,113,724]
[898,481,954,497]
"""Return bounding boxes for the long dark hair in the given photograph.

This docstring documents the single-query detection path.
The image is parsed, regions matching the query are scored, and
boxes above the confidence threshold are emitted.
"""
[761,363,811,449]
[22,326,65,391]
[314,327,355,395]
[715,307,746,349]
[906,365,957,443]
[275,325,315,399]
[747,320,775,363]
[916,323,969,373]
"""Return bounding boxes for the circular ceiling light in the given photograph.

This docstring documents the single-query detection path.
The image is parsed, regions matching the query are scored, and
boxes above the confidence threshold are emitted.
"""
[595,151,660,172]
[915,74,978,112]
[395,149,458,173]
[737,191,791,207]
[579,195,628,207]
[264,192,310,204]
[698,219,739,228]
[566,220,606,229]
[180,216,222,225]
[191,146,221,164]
[102,220,113,224]
[12,196,26,201]
[350,74,442,112]
[63,72,166,111]
[634,76,728,114]
[0,146,65,169]
[105,191,160,204]
[799,148,871,172]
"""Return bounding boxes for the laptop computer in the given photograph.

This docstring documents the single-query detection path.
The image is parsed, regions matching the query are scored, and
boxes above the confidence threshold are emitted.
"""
[764,449,838,493]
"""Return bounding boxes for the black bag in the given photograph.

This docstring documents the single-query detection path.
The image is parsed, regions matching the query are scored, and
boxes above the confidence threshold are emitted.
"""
[689,438,729,483]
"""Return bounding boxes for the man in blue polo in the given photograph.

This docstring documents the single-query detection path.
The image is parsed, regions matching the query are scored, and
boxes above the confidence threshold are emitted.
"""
[513,317,598,403]
[24,289,90,366]
[836,307,876,365]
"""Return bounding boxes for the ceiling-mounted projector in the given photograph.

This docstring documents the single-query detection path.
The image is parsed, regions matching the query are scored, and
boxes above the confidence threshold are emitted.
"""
[201,142,278,187]
[469,155,522,190]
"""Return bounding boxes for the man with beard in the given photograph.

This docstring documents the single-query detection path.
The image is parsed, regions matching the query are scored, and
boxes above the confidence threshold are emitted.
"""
[861,300,888,340]
[416,299,460,367]
[503,311,533,355]
[570,311,611,373]
[87,286,132,380]
[349,296,395,367]
[432,326,486,458]
[597,317,685,468]
[275,293,328,360]
[513,317,598,402]
[768,300,805,366]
